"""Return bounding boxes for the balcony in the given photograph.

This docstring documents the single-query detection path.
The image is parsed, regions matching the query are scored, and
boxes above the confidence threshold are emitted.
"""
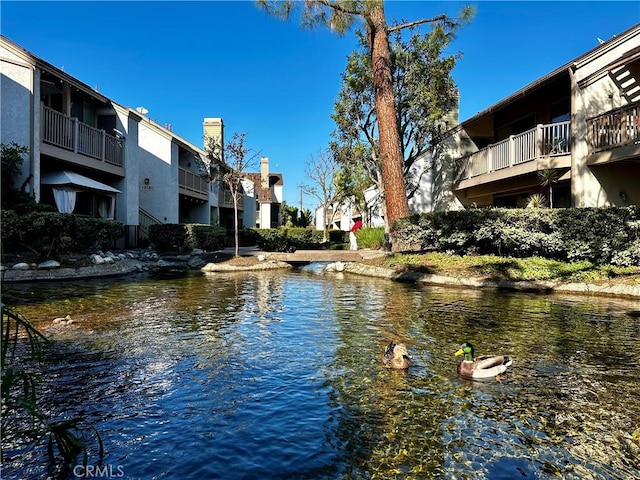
[41,105,124,176]
[220,190,244,210]
[457,122,571,189]
[179,167,209,201]
[587,101,640,164]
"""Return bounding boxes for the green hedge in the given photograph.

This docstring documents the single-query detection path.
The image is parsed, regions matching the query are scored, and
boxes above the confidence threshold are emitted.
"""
[149,223,227,252]
[254,228,329,252]
[1,210,124,260]
[226,228,260,248]
[391,206,640,266]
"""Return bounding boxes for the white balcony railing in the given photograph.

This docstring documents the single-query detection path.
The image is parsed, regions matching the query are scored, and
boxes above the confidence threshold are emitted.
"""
[588,101,640,153]
[41,105,123,167]
[460,121,571,180]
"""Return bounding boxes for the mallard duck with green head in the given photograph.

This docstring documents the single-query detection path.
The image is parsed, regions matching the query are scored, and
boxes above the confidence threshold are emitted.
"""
[455,342,512,380]
[384,341,412,369]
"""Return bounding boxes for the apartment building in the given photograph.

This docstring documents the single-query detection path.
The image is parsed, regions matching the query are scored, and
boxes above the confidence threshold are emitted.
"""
[1,35,218,245]
[434,23,640,210]
[244,157,283,229]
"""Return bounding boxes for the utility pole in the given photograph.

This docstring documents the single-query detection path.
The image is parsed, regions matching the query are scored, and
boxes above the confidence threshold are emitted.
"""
[299,184,303,213]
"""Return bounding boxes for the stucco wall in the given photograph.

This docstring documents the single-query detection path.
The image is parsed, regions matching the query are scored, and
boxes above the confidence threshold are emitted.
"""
[572,28,640,208]
[137,123,178,223]
[1,46,34,194]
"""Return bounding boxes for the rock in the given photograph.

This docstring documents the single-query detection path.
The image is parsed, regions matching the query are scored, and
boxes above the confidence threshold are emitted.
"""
[192,248,204,255]
[103,256,115,264]
[324,261,346,273]
[257,254,266,262]
[91,254,105,265]
[156,259,184,268]
[12,262,30,270]
[118,253,127,261]
[187,256,207,269]
[38,260,61,269]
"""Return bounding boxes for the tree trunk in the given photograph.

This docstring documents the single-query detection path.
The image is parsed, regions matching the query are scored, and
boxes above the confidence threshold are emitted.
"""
[232,193,240,257]
[369,2,410,241]
[322,205,328,243]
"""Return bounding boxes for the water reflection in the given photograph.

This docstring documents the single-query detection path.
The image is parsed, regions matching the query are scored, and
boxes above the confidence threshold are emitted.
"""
[2,269,640,479]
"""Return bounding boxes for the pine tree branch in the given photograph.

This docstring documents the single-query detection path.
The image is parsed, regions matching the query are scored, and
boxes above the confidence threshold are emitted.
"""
[388,14,448,33]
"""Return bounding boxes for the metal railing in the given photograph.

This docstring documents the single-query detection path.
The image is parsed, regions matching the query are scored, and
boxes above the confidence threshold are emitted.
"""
[220,190,244,209]
[460,121,571,179]
[587,101,640,153]
[41,105,123,167]
[138,208,163,239]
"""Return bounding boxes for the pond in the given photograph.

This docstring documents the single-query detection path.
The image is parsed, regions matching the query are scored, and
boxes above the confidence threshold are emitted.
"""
[2,266,640,480]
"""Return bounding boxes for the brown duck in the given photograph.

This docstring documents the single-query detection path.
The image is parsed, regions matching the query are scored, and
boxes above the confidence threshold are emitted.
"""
[383,341,412,369]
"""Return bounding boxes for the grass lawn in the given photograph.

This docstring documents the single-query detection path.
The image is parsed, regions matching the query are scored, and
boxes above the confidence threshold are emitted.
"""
[360,252,640,286]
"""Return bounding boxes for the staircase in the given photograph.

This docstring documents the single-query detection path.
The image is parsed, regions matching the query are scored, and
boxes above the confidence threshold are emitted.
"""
[139,208,163,240]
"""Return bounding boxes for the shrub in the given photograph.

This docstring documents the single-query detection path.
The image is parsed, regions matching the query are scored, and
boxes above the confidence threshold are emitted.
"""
[356,227,386,250]
[148,224,189,252]
[610,239,640,267]
[237,228,259,247]
[75,218,124,251]
[252,228,327,251]
[186,224,227,251]
[1,211,74,260]
[255,229,299,252]
[328,229,348,244]
[391,206,640,265]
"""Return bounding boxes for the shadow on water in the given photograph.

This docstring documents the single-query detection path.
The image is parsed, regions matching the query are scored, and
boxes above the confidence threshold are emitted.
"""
[2,269,640,479]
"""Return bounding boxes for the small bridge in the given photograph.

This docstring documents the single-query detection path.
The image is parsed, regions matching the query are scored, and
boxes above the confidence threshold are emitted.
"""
[265,250,363,265]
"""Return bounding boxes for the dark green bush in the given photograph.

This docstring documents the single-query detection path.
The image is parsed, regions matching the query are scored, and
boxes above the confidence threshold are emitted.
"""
[237,228,259,247]
[391,206,640,266]
[148,224,189,252]
[1,210,123,260]
[151,223,225,252]
[186,224,227,251]
[75,218,125,251]
[255,229,299,252]
[1,210,23,252]
[253,228,327,251]
[328,229,348,243]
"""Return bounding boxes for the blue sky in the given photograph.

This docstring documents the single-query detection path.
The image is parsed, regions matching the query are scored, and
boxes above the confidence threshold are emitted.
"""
[2,1,637,210]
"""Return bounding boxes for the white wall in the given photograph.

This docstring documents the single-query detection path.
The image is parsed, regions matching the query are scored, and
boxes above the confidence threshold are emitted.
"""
[571,30,640,207]
[1,44,35,196]
[407,152,433,214]
[136,122,178,223]
[241,179,256,228]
